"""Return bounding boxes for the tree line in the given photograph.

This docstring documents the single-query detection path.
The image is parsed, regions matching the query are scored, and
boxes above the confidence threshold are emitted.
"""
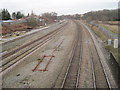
[0,9,25,20]
[0,9,58,22]
[82,9,119,21]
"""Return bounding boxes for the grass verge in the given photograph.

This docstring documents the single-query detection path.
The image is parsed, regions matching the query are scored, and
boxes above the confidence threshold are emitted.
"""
[105,45,120,65]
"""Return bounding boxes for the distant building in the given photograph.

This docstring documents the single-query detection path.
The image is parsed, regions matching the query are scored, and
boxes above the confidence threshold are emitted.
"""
[1,18,27,25]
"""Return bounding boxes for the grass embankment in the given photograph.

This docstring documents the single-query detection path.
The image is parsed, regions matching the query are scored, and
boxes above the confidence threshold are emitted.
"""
[87,24,108,41]
[87,23,120,66]
[100,24,120,37]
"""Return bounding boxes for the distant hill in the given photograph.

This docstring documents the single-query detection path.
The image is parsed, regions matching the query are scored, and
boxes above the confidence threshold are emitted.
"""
[82,9,119,21]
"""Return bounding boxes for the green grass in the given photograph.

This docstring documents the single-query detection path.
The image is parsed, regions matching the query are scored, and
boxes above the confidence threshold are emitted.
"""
[102,25,117,34]
[105,45,118,53]
[105,44,120,65]
[0,40,4,44]
[89,25,108,41]
[100,24,120,37]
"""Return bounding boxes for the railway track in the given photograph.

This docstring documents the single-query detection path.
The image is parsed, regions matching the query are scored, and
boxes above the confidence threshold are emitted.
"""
[61,20,112,89]
[81,22,112,89]
[1,21,68,73]
[83,23,111,89]
[61,20,83,88]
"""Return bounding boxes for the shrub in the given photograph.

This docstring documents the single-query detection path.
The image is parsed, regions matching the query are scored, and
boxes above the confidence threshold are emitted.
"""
[26,16,39,28]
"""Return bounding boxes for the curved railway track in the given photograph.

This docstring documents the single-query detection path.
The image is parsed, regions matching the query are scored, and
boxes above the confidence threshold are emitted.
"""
[61,20,112,89]
[1,21,68,73]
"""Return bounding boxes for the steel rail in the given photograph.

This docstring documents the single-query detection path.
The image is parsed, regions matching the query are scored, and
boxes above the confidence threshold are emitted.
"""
[81,22,112,89]
[87,37,97,89]
[75,22,83,88]
[61,20,83,88]
[2,22,67,60]
[80,23,97,89]
[1,21,68,73]
[61,22,79,88]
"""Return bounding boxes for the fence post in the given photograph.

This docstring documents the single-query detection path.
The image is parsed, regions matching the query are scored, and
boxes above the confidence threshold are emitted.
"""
[114,39,118,48]
[108,39,112,45]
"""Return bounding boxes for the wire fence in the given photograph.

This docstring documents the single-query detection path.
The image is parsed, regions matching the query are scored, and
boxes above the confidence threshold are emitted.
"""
[89,22,118,39]
[89,22,120,45]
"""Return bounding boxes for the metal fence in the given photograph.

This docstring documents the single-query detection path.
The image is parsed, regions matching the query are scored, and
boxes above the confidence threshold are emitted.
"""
[89,22,118,39]
[0,19,27,25]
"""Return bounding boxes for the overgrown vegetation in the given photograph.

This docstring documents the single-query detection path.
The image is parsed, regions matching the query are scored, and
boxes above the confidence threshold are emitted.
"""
[42,12,57,24]
[26,16,40,28]
[2,23,32,35]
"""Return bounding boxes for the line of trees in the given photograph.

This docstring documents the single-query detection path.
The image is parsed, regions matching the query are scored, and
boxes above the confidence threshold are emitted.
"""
[41,12,57,23]
[0,9,58,22]
[0,9,11,20]
[82,9,119,21]
[0,9,25,20]
[12,11,25,19]
[58,14,80,20]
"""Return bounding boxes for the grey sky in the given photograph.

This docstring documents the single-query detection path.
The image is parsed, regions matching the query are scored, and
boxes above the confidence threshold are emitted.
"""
[0,0,119,15]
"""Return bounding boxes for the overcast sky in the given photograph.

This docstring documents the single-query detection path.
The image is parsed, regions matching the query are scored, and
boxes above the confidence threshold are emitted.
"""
[0,0,119,15]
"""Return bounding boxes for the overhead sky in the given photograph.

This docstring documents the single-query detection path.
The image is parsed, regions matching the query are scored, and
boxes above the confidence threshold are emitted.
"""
[0,0,119,15]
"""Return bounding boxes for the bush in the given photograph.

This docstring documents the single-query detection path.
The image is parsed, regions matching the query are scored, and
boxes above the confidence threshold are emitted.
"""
[26,17,39,27]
